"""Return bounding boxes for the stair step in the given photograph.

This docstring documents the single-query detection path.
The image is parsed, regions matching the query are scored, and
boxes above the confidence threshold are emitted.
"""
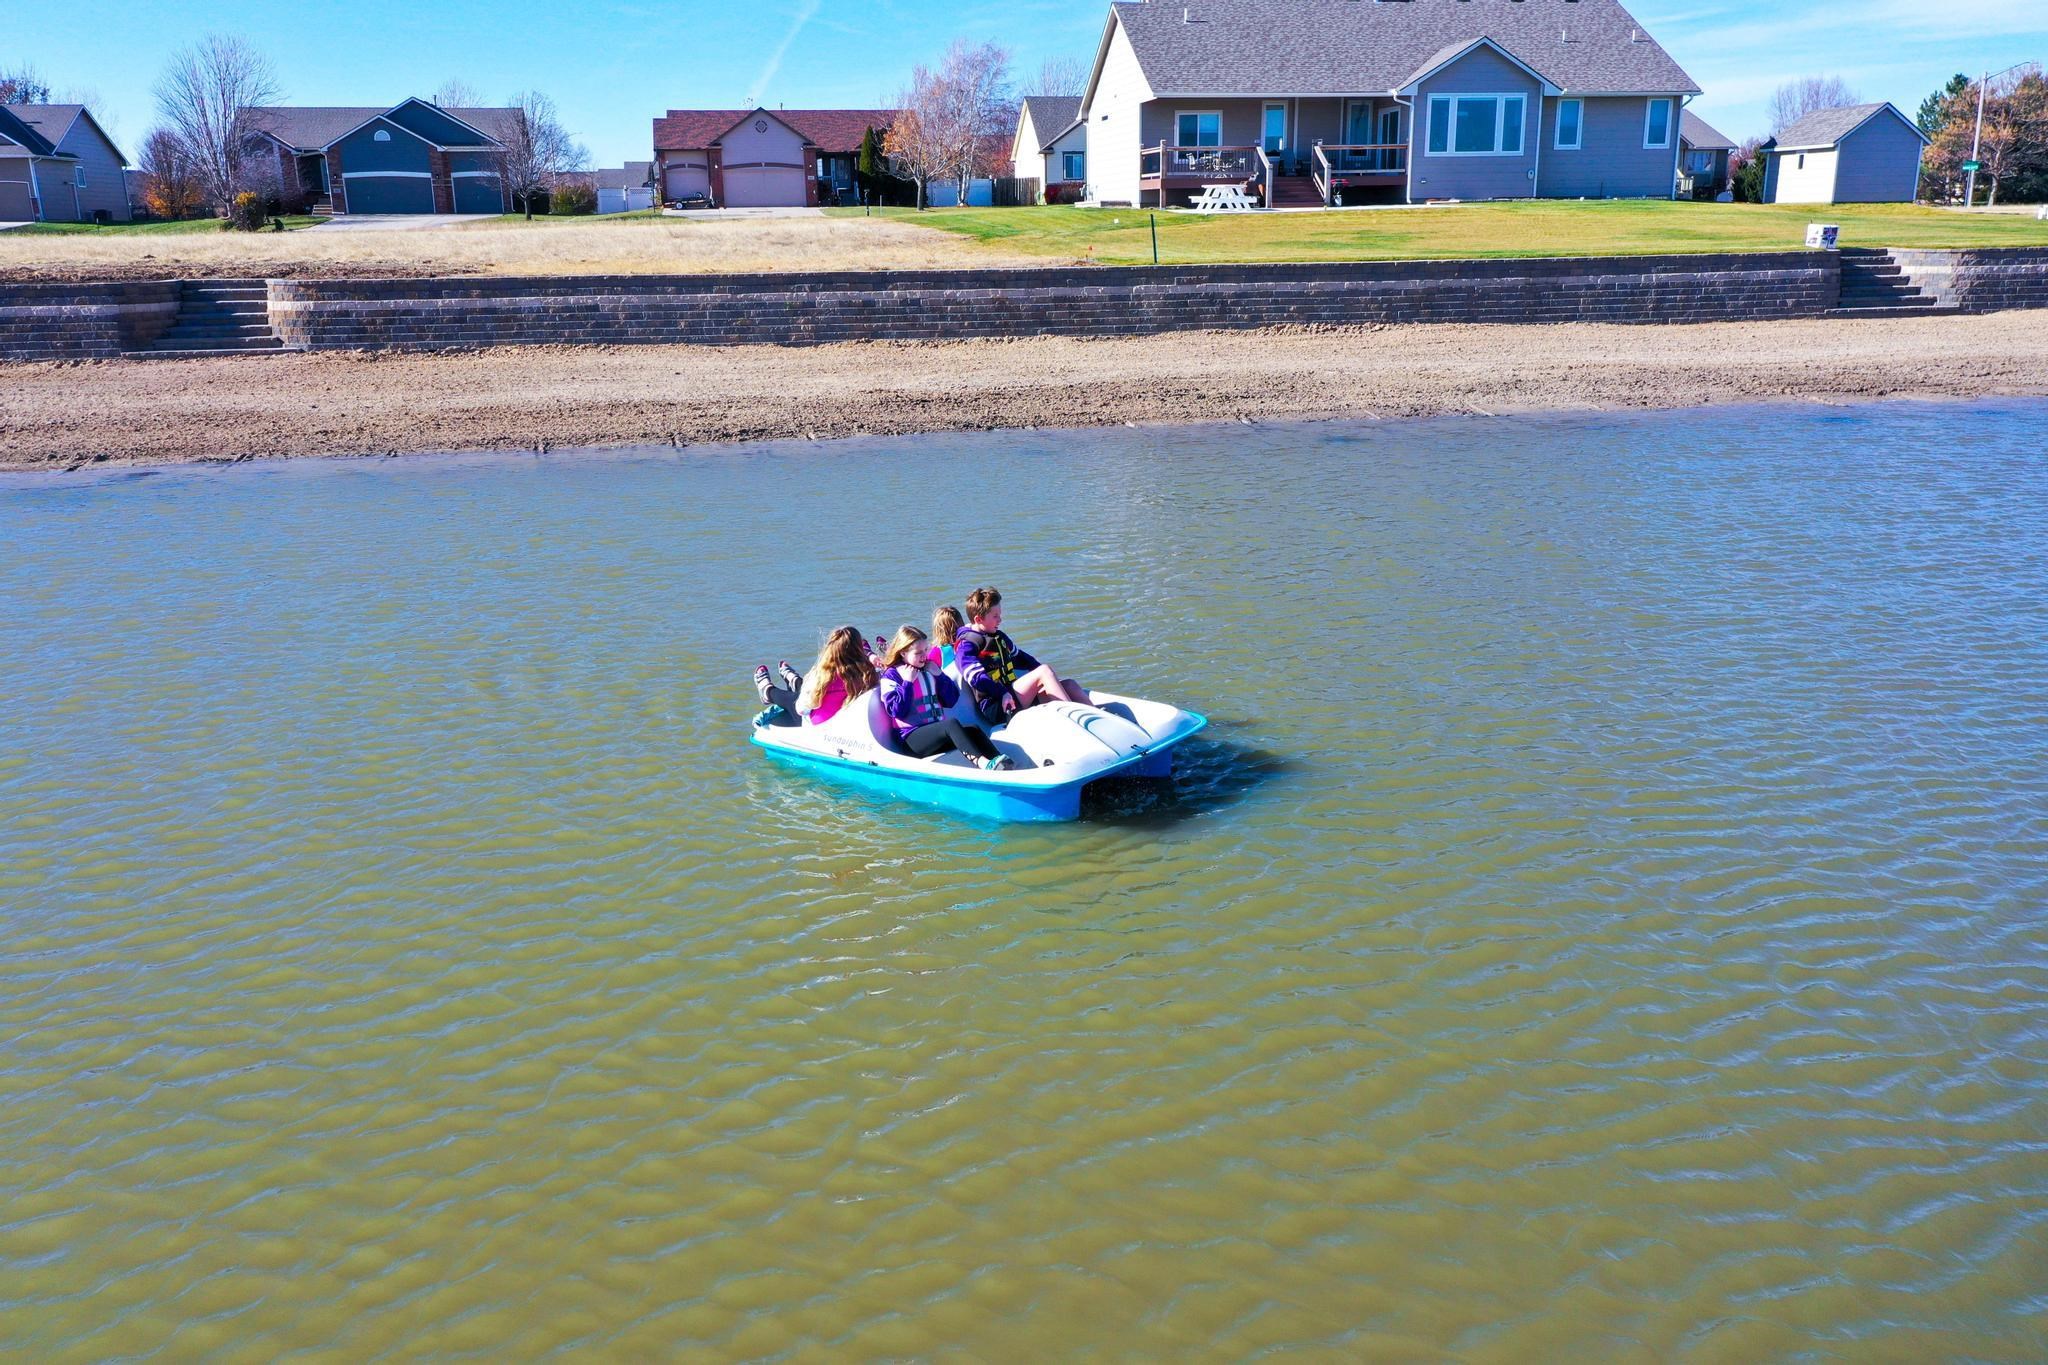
[150,336,286,351]
[122,345,304,360]
[1827,304,1960,319]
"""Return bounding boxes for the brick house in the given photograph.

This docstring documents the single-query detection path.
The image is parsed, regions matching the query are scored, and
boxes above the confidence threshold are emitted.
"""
[653,107,898,208]
[242,98,523,215]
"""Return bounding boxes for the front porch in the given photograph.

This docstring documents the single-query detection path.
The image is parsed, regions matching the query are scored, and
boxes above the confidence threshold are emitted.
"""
[1137,96,1414,207]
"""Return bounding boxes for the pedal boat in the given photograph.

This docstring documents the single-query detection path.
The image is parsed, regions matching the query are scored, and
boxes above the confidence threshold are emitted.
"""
[751,685,1207,823]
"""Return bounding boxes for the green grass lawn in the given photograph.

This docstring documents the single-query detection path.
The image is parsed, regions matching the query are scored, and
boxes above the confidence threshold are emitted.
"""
[12,216,323,236]
[827,200,2048,265]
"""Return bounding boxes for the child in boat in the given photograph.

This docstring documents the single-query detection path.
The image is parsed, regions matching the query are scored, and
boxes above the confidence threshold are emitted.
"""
[877,626,1012,770]
[954,586,1090,727]
[930,605,964,670]
[754,626,876,728]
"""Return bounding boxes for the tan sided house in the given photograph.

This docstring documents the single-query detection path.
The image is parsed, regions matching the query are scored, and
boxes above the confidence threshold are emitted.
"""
[1011,96,1088,203]
[1078,0,1701,208]
[653,108,897,208]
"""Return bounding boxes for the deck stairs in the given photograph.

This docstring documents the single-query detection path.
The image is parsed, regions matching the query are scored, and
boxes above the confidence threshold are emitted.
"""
[1268,175,1325,209]
[1830,248,1958,319]
[127,280,299,359]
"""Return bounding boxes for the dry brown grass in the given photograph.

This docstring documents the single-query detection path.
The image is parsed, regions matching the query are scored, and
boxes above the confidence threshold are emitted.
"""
[0,214,1049,281]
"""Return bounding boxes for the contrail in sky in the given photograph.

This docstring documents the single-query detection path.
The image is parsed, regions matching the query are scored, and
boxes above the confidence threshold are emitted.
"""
[747,0,824,106]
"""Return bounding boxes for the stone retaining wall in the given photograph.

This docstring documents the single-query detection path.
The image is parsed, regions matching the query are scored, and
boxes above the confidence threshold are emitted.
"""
[1888,248,2048,313]
[0,281,180,360]
[267,252,1840,352]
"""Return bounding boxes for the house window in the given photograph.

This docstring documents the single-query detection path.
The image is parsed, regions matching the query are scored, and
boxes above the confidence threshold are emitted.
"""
[1796,153,1806,170]
[1556,98,1582,151]
[1175,111,1221,148]
[1426,94,1526,156]
[1062,150,1085,182]
[75,165,87,188]
[1644,98,1673,149]
[1262,103,1286,155]
[374,129,392,143]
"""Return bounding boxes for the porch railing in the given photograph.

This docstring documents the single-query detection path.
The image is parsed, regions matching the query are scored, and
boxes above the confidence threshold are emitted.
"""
[1255,146,1274,208]
[1318,143,1408,176]
[1142,143,1261,181]
[1312,145,1332,204]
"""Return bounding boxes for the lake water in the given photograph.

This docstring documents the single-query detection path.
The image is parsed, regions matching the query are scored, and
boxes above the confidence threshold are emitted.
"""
[4,402,2047,1359]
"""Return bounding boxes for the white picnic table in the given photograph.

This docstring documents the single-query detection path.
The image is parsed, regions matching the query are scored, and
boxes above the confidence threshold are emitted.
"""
[1190,184,1260,213]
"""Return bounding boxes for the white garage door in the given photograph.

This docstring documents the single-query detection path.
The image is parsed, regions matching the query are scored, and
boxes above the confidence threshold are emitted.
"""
[721,165,807,208]
[664,164,709,200]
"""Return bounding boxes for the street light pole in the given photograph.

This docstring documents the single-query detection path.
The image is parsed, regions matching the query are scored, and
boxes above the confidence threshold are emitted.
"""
[1964,62,2031,208]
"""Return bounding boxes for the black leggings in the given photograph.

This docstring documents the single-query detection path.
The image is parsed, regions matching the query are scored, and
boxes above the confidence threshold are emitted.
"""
[764,684,802,728]
[901,716,1000,761]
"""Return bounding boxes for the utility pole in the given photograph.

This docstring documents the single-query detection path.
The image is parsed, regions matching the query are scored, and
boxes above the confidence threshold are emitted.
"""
[1964,62,2031,208]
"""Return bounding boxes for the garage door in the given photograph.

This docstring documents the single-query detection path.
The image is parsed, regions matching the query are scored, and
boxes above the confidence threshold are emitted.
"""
[664,165,710,200]
[721,166,807,207]
[453,174,504,214]
[0,178,34,221]
[344,174,435,214]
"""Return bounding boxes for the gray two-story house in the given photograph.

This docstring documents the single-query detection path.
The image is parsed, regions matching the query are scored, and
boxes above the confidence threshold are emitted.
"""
[1079,0,1700,208]
[0,104,130,222]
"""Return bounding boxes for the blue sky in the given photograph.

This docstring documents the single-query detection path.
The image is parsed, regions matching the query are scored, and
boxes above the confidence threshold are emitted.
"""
[16,0,2048,165]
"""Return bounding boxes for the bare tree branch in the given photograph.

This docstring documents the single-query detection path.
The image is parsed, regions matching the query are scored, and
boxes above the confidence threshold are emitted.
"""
[1768,76,1860,134]
[153,35,281,215]
[1030,55,1088,98]
[432,80,482,110]
[501,91,586,219]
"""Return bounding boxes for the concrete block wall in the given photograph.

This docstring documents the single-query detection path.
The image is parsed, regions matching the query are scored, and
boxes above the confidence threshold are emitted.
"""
[1889,248,2048,313]
[0,281,181,360]
[268,252,1843,352]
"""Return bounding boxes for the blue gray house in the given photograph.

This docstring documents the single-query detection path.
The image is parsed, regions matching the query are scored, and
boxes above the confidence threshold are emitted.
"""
[0,104,130,222]
[242,99,522,215]
[1077,0,1700,208]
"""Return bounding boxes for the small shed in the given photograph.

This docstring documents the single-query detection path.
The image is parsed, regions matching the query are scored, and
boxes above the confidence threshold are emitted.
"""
[595,162,655,213]
[1762,102,1927,205]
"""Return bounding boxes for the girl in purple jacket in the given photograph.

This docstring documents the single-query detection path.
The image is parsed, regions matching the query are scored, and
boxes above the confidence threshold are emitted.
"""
[877,626,1013,770]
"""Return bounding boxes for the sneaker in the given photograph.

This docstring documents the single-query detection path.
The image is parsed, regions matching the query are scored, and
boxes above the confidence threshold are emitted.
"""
[776,660,802,693]
[752,664,772,704]
[980,754,1016,772]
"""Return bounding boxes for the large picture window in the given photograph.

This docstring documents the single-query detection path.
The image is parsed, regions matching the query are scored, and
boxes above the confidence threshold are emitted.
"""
[1644,98,1673,149]
[1426,94,1527,156]
[1175,111,1221,148]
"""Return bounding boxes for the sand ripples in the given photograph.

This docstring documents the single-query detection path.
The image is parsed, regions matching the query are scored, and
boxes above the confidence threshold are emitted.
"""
[3,403,2047,1357]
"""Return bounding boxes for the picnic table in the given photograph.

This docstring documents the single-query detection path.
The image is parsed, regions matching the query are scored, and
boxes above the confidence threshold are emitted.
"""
[1190,184,1260,213]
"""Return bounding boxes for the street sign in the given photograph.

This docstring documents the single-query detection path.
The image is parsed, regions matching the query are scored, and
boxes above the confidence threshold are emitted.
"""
[1962,160,1983,173]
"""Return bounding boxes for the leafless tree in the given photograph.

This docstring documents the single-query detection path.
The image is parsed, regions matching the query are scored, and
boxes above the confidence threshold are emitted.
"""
[940,40,1013,194]
[1031,55,1089,98]
[432,80,482,109]
[1768,76,1860,134]
[153,35,281,215]
[886,68,954,209]
[501,91,586,218]
[0,67,52,104]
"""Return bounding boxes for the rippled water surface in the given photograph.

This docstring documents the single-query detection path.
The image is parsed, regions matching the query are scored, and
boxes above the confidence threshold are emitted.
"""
[5,402,2048,1359]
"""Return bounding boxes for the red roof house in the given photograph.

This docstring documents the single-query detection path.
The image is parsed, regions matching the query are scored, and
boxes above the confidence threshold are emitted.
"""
[652,107,898,208]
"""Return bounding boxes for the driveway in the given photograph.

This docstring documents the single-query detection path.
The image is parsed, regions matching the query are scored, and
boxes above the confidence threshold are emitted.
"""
[660,206,825,221]
[309,214,501,232]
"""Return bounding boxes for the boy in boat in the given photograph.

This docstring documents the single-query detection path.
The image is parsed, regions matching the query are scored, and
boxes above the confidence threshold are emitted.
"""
[954,586,1091,727]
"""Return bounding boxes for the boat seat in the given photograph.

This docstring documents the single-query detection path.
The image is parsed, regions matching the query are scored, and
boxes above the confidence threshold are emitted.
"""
[861,689,905,753]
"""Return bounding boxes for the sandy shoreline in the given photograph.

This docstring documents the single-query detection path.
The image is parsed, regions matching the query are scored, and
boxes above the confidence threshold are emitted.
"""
[4,311,2047,471]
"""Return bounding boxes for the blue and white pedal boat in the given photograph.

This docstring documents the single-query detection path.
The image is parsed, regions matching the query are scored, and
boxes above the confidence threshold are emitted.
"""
[751,687,1207,823]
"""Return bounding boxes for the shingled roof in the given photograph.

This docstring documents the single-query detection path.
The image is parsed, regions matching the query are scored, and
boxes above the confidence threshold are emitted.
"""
[1680,111,1735,151]
[1021,95,1084,149]
[653,108,899,154]
[1104,0,1698,97]
[1771,102,1924,152]
[243,104,522,151]
[0,105,66,157]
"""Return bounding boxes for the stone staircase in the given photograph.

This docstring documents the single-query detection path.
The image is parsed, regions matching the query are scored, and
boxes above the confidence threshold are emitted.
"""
[1831,248,1958,318]
[1268,175,1325,209]
[127,280,297,359]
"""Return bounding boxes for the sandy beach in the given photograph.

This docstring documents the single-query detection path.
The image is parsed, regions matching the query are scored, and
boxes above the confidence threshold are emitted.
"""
[5,310,2046,470]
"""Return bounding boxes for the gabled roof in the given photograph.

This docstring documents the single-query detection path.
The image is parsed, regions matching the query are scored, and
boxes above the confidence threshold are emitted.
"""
[1679,111,1735,151]
[1771,102,1926,152]
[1398,36,1560,96]
[653,107,898,153]
[243,103,520,152]
[1103,0,1698,98]
[1021,95,1083,141]
[0,104,67,157]
[593,161,654,190]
